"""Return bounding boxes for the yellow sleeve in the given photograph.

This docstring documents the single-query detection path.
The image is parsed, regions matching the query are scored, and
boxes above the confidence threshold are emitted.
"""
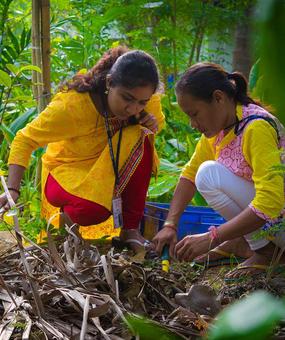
[243,120,284,219]
[8,92,80,168]
[181,135,215,182]
[145,93,165,133]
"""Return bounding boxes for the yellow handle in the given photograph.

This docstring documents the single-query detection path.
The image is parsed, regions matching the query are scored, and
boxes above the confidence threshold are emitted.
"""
[162,259,169,272]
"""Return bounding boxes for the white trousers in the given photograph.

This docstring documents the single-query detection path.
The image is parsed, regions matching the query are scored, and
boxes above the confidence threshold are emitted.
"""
[195,161,285,250]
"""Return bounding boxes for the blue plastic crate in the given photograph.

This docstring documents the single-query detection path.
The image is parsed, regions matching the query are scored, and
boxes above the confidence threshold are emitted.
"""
[142,202,226,240]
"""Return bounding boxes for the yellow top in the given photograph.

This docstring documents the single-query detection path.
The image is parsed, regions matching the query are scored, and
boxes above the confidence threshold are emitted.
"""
[181,104,284,220]
[9,90,165,213]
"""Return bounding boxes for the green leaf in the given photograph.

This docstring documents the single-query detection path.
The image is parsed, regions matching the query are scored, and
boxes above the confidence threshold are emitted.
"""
[208,291,285,340]
[2,50,13,64]
[167,138,186,152]
[20,27,26,50]
[10,107,37,133]
[18,65,42,74]
[3,45,17,60]
[257,0,285,123]
[0,70,12,87]
[0,139,8,161]
[125,315,183,340]
[8,26,20,54]
[7,95,32,102]
[148,175,178,198]
[159,158,181,174]
[0,123,15,144]
[6,63,19,75]
[25,28,31,47]
[248,59,260,92]
[191,191,207,206]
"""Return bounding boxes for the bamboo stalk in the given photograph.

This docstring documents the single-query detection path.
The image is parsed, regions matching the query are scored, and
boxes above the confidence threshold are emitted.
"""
[40,0,51,107]
[32,0,51,189]
[32,0,43,189]
[31,0,41,101]
[170,0,177,81]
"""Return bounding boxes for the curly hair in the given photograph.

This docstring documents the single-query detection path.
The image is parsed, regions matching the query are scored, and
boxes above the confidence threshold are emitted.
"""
[61,45,159,96]
[60,46,129,94]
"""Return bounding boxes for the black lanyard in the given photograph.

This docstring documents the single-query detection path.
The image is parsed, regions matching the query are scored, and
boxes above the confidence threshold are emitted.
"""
[103,111,123,187]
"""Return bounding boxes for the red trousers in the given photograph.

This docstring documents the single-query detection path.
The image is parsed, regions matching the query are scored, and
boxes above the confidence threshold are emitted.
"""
[45,138,152,229]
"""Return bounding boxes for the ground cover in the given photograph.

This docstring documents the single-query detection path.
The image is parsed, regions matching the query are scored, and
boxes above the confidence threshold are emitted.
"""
[0,230,284,339]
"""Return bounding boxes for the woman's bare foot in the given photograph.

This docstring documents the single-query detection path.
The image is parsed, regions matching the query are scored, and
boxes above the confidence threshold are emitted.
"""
[225,242,285,279]
[195,237,254,264]
[119,228,154,253]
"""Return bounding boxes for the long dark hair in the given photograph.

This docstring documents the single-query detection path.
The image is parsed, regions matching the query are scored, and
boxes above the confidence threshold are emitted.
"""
[175,62,259,106]
[61,46,160,97]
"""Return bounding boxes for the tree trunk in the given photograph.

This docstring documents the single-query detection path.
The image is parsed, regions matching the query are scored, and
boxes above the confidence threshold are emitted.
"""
[232,6,253,78]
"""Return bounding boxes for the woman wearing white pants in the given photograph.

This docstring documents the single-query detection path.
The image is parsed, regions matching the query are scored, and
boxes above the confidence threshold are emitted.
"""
[153,62,285,277]
[196,161,285,263]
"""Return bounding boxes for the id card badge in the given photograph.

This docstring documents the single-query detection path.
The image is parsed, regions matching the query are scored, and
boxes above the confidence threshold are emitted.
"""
[112,196,123,229]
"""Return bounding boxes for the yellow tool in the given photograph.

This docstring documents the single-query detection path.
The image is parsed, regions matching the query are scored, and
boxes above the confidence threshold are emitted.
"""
[161,245,170,272]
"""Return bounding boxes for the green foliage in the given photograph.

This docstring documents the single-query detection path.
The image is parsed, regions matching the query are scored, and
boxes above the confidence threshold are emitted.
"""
[148,95,206,202]
[248,58,260,93]
[123,292,285,340]
[208,291,285,340]
[0,69,11,87]
[0,0,251,236]
[255,0,285,124]
[125,314,183,340]
[2,2,284,337]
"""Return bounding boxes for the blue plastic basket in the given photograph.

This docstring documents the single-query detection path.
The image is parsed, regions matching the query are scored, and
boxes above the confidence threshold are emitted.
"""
[142,202,225,240]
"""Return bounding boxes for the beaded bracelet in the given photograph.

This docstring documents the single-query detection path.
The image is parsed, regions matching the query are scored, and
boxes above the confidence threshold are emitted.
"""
[8,187,20,196]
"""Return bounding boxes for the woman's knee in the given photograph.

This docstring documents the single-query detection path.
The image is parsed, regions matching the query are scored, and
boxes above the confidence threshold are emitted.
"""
[64,204,111,226]
[195,160,220,193]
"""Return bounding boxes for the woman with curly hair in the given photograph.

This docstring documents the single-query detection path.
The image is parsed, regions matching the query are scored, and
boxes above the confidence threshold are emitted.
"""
[1,46,165,252]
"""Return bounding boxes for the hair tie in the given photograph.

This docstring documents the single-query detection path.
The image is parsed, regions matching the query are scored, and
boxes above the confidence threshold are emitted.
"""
[227,72,234,80]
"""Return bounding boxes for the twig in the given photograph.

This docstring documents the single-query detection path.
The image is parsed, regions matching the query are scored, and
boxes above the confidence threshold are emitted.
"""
[0,175,45,317]
[80,294,90,340]
[0,273,18,308]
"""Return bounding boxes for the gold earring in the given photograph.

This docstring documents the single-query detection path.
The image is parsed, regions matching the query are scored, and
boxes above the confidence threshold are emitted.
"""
[105,88,109,95]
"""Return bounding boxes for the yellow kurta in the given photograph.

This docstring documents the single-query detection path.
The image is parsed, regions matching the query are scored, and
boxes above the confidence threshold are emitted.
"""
[8,90,165,239]
[181,104,284,221]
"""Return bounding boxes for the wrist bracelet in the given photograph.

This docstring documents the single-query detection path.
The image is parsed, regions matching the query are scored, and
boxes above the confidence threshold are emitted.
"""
[8,187,20,196]
[208,225,221,245]
[163,221,177,231]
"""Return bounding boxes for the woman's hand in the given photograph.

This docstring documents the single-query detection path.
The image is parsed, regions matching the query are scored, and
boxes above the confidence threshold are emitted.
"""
[174,232,212,262]
[0,190,20,214]
[152,226,178,258]
[139,111,158,133]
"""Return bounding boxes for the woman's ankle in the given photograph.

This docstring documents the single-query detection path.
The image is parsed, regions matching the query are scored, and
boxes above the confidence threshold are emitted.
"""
[120,228,142,240]
[255,241,279,261]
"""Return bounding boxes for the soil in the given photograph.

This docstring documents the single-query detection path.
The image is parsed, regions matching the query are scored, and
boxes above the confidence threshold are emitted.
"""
[0,230,17,254]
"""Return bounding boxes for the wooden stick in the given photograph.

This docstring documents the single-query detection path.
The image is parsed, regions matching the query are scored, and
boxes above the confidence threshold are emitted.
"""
[40,0,51,106]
